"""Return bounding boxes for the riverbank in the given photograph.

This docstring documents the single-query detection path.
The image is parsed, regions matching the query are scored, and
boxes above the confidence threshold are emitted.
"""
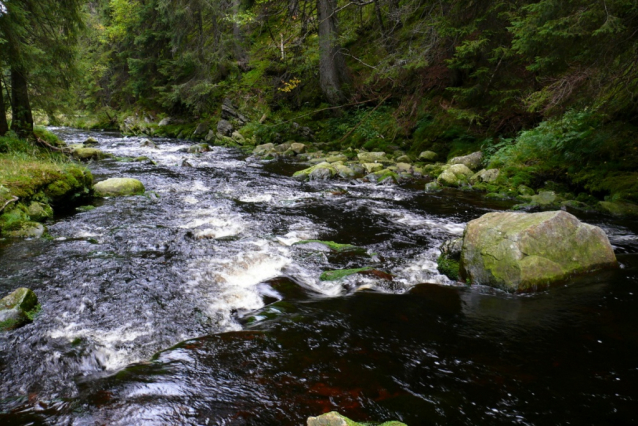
[0,129,93,237]
[52,108,638,219]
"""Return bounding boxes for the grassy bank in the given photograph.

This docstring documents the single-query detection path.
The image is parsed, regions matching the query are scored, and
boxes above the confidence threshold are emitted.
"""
[0,129,93,238]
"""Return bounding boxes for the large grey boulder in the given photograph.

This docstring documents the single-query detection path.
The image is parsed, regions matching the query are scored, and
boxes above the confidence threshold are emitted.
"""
[0,288,38,331]
[460,211,617,292]
[193,123,209,137]
[217,119,234,137]
[94,178,145,197]
[221,98,248,124]
[449,151,483,170]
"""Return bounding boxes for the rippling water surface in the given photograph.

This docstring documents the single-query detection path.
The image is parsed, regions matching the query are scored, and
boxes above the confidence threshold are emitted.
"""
[1,129,637,425]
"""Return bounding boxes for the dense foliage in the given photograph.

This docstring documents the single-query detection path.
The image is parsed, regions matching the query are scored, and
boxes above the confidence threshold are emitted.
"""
[1,0,637,201]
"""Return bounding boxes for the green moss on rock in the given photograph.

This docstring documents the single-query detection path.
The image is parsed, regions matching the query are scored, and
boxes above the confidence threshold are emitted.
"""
[460,211,618,292]
[94,178,145,197]
[437,255,460,281]
[320,267,373,281]
[295,240,367,255]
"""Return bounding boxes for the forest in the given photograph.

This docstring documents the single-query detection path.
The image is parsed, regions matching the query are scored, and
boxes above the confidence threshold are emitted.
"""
[1,0,637,208]
[2,2,638,425]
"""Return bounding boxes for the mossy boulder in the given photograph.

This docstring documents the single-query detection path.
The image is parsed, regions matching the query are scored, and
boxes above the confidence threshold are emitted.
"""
[334,164,356,179]
[4,222,46,238]
[363,162,384,174]
[326,154,348,163]
[94,178,145,197]
[291,142,307,154]
[307,411,406,426]
[73,148,110,161]
[598,201,638,217]
[460,211,617,292]
[419,150,438,162]
[437,164,473,187]
[373,169,399,184]
[470,168,500,184]
[424,181,442,193]
[293,162,337,181]
[253,143,275,156]
[0,288,39,331]
[83,137,99,146]
[449,151,483,171]
[357,151,390,163]
[26,202,53,222]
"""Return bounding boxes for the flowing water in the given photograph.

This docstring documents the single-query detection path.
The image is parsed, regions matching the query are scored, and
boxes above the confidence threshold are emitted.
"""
[1,129,637,425]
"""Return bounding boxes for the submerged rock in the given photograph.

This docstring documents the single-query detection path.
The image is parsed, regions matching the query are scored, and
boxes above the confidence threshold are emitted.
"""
[140,139,158,149]
[460,211,617,292]
[320,267,392,282]
[94,178,145,197]
[0,288,39,331]
[307,411,406,426]
[294,240,367,255]
[449,151,482,170]
[188,143,211,154]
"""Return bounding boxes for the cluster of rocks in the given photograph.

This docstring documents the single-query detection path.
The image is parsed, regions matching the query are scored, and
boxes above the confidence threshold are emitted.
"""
[437,210,618,292]
[253,143,430,184]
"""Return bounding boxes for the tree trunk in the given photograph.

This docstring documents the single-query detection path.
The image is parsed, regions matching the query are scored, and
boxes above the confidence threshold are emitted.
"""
[317,0,351,105]
[0,77,8,136]
[10,66,33,139]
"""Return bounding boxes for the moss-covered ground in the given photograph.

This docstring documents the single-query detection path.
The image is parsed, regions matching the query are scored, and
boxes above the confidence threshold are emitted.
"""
[0,129,93,236]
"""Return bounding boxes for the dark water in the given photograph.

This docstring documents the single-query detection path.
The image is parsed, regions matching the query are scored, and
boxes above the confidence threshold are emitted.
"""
[1,129,637,425]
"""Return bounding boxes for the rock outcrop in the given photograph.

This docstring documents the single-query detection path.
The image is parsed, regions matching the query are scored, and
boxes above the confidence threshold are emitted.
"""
[460,211,617,292]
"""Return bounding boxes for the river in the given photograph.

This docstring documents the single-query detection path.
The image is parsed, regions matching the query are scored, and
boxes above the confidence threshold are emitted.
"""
[1,128,637,425]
